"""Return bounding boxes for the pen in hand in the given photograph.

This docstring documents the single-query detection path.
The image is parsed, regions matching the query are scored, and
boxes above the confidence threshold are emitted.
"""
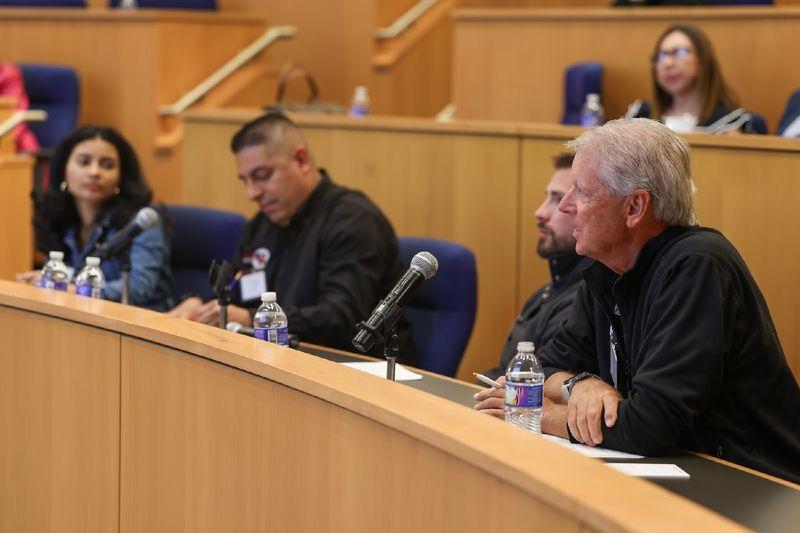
[473,372,502,389]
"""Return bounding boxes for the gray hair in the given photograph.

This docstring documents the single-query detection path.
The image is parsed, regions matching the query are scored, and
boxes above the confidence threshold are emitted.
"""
[566,118,698,226]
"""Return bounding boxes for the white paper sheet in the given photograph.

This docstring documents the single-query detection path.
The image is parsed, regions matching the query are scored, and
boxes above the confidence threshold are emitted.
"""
[340,361,423,381]
[542,434,645,459]
[607,463,690,479]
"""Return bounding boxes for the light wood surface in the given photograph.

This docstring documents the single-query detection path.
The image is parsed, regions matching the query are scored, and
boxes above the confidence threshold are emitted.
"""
[0,306,120,533]
[0,8,268,202]
[181,110,800,383]
[0,280,746,532]
[453,7,800,130]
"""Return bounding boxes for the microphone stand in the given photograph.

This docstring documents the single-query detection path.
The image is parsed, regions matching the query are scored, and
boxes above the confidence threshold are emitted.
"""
[384,328,399,381]
[354,314,401,381]
[120,246,132,306]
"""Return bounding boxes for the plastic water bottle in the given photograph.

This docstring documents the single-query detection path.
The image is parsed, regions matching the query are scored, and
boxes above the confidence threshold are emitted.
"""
[504,341,544,434]
[253,292,289,346]
[348,86,371,117]
[580,93,604,128]
[74,257,106,299]
[39,251,71,292]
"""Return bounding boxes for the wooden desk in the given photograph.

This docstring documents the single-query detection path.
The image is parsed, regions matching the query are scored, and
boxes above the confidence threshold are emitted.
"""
[0,281,749,532]
[181,110,800,383]
[0,8,268,202]
[453,7,800,129]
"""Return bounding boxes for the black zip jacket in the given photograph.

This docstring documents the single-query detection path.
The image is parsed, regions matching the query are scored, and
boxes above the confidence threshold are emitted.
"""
[539,226,800,483]
[232,171,414,360]
[484,253,592,381]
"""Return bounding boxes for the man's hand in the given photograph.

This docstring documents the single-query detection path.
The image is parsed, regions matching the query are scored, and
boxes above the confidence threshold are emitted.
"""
[168,298,252,327]
[473,376,506,419]
[16,270,42,286]
[567,377,622,446]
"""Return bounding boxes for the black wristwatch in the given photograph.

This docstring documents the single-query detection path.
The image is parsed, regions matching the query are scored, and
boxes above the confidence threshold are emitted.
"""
[561,371,599,402]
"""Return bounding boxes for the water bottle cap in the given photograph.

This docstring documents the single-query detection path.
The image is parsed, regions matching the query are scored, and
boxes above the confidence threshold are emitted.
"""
[85,257,101,266]
[49,251,64,260]
[516,341,535,353]
[354,85,369,99]
[587,93,600,104]
[261,291,277,302]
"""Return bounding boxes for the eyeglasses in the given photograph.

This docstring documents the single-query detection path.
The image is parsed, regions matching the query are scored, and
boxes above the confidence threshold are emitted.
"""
[653,47,693,64]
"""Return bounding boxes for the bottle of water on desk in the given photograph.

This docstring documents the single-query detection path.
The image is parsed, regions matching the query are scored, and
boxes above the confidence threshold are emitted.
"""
[348,86,371,117]
[580,93,604,128]
[39,251,71,292]
[504,341,544,434]
[74,257,106,299]
[253,292,289,346]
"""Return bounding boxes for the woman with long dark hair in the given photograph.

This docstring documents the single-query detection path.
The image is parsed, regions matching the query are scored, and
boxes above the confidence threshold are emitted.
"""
[630,25,757,133]
[17,125,174,310]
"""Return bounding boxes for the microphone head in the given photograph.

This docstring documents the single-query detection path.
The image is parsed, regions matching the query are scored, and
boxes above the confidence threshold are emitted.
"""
[135,207,159,229]
[410,251,438,280]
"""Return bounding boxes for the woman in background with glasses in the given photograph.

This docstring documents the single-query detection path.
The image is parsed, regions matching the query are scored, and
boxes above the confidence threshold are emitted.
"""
[628,25,757,133]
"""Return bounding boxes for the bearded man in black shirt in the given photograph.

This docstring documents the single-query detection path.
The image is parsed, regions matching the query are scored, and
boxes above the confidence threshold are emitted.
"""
[171,111,411,356]
[478,152,591,385]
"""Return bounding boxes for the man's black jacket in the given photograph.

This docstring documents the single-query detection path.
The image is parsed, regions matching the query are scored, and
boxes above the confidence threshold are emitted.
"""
[539,226,800,483]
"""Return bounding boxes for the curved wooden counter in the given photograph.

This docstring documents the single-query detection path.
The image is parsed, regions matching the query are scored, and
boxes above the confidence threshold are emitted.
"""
[0,280,743,532]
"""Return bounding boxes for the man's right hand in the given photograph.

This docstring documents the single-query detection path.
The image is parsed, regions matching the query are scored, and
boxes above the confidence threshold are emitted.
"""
[473,376,506,419]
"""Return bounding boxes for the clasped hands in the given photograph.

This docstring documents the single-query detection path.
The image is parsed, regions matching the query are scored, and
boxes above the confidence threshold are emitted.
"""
[473,374,622,446]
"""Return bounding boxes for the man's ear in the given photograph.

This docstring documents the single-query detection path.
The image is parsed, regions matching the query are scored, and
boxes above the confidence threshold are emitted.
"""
[624,189,651,229]
[291,146,313,173]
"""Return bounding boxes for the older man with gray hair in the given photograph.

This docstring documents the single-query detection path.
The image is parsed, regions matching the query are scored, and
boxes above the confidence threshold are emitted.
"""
[475,118,800,483]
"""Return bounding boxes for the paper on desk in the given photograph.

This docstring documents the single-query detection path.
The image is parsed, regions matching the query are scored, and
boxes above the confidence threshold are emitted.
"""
[542,434,644,459]
[340,361,423,381]
[607,463,690,479]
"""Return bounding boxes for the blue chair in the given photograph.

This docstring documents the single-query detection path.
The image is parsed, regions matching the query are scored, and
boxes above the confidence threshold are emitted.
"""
[108,0,216,9]
[18,63,80,150]
[166,205,247,302]
[777,89,800,136]
[0,0,84,5]
[397,237,477,377]
[561,62,603,126]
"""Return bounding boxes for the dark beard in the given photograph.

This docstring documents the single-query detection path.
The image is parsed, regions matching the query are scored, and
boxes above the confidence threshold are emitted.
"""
[537,233,576,259]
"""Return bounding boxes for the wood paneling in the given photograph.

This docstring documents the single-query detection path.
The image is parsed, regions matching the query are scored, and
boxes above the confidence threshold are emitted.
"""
[0,307,120,533]
[453,7,800,130]
[0,8,267,202]
[182,111,800,382]
[0,281,747,532]
[0,155,34,280]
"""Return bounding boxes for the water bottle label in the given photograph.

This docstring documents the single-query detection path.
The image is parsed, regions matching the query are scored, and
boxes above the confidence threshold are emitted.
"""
[254,326,289,346]
[505,383,543,408]
[76,284,105,299]
[40,279,68,291]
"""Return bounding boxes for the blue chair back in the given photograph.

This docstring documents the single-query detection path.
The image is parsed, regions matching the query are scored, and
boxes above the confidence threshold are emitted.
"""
[777,89,800,135]
[0,0,84,5]
[108,0,216,9]
[166,205,247,301]
[18,63,80,150]
[398,237,477,377]
[562,62,603,126]
[744,112,768,135]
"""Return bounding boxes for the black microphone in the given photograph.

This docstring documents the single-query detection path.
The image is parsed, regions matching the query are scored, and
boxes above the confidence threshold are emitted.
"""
[93,207,159,260]
[352,251,438,353]
[226,322,255,337]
